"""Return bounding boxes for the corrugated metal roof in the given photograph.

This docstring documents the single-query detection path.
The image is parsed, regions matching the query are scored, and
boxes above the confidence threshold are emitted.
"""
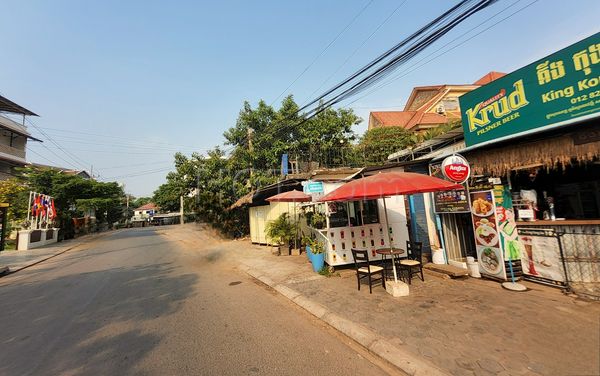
[0,115,42,141]
[387,128,464,161]
[0,95,38,116]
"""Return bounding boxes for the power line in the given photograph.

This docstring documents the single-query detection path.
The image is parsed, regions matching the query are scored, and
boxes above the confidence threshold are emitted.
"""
[301,0,409,107]
[344,0,536,107]
[35,126,206,151]
[300,0,498,119]
[95,161,174,171]
[297,0,482,114]
[25,117,93,173]
[105,167,174,180]
[270,0,374,106]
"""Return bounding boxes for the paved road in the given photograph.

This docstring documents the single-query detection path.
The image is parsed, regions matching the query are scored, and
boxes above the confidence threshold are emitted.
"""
[0,227,392,375]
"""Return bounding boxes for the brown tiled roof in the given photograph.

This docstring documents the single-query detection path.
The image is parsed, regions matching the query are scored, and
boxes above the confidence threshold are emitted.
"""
[370,111,448,130]
[135,203,158,211]
[473,71,506,85]
[371,111,416,127]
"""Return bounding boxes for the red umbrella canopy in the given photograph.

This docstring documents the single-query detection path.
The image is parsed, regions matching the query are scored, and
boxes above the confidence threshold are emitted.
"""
[266,189,312,203]
[319,172,463,202]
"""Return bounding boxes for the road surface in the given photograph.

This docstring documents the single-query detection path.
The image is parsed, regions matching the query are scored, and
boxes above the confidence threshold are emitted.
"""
[0,227,394,375]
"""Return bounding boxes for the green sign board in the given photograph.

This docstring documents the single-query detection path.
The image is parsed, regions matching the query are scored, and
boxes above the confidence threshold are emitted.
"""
[460,32,600,147]
[303,181,324,194]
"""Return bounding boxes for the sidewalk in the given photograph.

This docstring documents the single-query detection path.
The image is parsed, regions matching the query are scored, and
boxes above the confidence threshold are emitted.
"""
[164,225,600,376]
[0,232,103,274]
[236,246,600,376]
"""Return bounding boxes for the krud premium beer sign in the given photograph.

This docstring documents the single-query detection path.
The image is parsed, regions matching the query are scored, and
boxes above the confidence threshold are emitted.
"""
[460,32,600,147]
[441,155,470,183]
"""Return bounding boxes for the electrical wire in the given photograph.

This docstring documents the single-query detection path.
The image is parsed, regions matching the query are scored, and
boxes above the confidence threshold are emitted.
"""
[345,0,536,107]
[301,0,409,107]
[270,0,374,106]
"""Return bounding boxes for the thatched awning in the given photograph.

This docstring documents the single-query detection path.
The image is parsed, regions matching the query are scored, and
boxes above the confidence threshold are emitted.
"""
[228,191,255,210]
[465,128,600,176]
[227,179,304,210]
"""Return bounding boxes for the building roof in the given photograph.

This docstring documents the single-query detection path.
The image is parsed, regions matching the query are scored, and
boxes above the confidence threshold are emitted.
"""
[369,72,507,131]
[0,115,42,141]
[370,110,448,130]
[228,179,304,209]
[309,167,363,181]
[473,71,506,85]
[0,95,38,116]
[135,203,158,211]
[387,128,465,161]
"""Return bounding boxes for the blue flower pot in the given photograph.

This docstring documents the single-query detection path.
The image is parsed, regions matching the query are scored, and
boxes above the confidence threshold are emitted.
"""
[311,252,325,272]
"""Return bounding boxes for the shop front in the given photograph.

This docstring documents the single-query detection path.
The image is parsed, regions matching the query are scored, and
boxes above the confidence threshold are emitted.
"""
[448,31,600,296]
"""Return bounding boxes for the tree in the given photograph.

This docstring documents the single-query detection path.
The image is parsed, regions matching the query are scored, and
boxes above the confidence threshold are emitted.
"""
[160,95,362,237]
[0,178,29,224]
[356,126,415,165]
[16,166,127,238]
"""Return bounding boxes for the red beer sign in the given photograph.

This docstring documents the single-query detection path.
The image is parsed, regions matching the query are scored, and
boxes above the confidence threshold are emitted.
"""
[441,154,470,183]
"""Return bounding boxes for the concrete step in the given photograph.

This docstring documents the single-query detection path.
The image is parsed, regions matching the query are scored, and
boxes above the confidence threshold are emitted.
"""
[423,263,469,278]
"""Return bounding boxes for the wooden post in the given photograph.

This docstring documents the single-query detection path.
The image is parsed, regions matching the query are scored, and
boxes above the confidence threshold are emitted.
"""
[180,195,184,225]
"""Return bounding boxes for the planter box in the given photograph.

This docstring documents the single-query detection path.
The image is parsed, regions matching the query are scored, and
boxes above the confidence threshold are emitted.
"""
[279,245,290,256]
[17,228,60,251]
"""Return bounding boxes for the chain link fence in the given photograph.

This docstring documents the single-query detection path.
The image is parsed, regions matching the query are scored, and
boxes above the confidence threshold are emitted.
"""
[559,227,600,300]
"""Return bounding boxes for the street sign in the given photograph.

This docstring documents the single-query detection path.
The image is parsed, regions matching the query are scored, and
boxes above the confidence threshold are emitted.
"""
[302,181,324,194]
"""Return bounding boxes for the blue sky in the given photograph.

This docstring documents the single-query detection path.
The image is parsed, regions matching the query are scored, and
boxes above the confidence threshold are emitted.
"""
[1,0,599,196]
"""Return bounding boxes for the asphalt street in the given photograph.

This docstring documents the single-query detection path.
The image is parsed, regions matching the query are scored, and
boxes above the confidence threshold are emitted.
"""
[0,227,393,375]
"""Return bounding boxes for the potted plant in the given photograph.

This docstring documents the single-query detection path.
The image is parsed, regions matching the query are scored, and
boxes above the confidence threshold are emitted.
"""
[302,235,314,262]
[310,240,325,272]
[265,213,295,256]
[310,212,326,229]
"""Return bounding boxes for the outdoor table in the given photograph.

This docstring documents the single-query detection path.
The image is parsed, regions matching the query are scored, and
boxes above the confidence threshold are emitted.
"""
[376,248,406,281]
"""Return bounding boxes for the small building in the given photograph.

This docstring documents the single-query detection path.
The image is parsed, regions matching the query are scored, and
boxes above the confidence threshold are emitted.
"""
[368,72,506,132]
[0,95,41,180]
[230,179,303,245]
[131,203,158,226]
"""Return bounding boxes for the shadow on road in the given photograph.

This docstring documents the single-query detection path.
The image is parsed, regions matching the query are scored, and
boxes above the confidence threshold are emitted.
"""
[0,259,198,375]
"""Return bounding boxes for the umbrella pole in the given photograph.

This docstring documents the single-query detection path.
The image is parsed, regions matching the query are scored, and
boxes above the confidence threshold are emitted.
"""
[294,202,298,250]
[383,197,399,283]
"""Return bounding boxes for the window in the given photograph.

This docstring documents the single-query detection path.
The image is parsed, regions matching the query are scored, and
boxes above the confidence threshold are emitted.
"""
[348,200,380,226]
[328,202,349,228]
[362,200,380,224]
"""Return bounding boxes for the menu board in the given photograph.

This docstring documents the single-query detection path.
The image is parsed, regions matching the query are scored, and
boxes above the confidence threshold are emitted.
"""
[470,190,506,279]
[517,228,566,284]
[429,163,470,213]
[493,185,523,262]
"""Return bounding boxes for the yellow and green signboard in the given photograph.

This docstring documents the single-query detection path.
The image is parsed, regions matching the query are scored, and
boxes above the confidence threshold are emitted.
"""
[460,32,600,147]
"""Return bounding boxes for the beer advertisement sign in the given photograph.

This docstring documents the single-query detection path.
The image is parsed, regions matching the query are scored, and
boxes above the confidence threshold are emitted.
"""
[460,32,600,147]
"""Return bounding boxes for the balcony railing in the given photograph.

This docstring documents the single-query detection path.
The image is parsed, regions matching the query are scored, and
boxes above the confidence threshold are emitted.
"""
[0,143,26,159]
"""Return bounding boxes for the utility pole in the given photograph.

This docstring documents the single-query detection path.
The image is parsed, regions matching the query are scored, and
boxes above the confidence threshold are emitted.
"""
[247,127,254,188]
[180,195,184,225]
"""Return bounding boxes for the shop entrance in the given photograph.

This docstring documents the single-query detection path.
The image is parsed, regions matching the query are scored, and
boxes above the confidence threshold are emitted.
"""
[441,212,476,263]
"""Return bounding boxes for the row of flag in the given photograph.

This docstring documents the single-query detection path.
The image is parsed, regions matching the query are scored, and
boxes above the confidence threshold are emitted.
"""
[31,194,57,220]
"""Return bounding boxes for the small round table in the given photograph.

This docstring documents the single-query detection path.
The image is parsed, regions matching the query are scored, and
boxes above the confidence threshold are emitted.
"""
[376,248,406,281]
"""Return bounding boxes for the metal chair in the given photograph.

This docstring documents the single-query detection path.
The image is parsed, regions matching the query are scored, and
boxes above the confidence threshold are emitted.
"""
[398,241,424,284]
[351,248,385,293]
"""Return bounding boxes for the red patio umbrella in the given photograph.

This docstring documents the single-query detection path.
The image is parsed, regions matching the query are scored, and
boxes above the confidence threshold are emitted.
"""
[266,190,312,203]
[319,172,461,283]
[266,190,312,250]
[319,172,462,202]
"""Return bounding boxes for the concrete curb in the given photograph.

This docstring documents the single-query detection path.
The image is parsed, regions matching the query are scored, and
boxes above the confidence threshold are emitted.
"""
[239,261,451,376]
[6,243,82,274]
[3,230,119,275]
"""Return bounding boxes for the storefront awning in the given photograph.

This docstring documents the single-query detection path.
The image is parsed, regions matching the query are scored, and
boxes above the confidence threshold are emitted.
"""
[462,125,600,176]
